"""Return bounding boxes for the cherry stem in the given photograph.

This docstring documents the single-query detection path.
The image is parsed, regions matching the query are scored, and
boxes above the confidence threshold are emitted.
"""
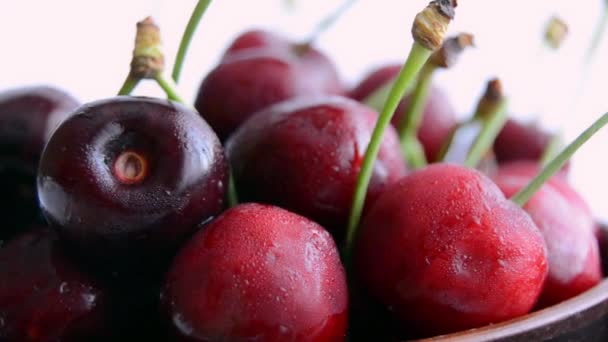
[539,133,563,166]
[398,63,435,168]
[302,0,358,47]
[463,99,508,168]
[363,75,410,112]
[118,76,140,96]
[155,73,186,104]
[584,5,608,67]
[344,41,433,260]
[227,172,239,207]
[511,112,608,206]
[172,0,213,83]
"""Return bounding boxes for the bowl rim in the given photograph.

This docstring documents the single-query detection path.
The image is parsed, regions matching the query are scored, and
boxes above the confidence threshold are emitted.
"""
[414,278,608,341]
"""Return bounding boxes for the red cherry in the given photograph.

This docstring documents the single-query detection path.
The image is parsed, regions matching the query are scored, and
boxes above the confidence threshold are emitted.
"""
[492,161,602,308]
[162,203,348,341]
[226,96,406,238]
[355,163,548,337]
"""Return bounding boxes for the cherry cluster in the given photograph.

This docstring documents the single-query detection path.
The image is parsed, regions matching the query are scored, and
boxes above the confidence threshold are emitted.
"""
[1,1,607,341]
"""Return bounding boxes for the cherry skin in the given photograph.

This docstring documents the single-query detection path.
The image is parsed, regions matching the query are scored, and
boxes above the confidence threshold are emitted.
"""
[0,85,79,240]
[349,64,457,162]
[161,203,348,342]
[226,96,406,238]
[492,161,602,308]
[598,221,608,275]
[195,31,344,141]
[37,96,227,271]
[0,228,110,341]
[355,163,548,337]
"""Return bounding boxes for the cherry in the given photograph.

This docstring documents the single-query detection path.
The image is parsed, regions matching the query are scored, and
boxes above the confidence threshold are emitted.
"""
[161,203,348,341]
[493,117,570,171]
[37,96,227,270]
[226,96,406,238]
[349,64,457,162]
[598,221,608,275]
[355,163,548,337]
[0,85,79,240]
[492,161,602,308]
[195,32,343,141]
[0,228,110,341]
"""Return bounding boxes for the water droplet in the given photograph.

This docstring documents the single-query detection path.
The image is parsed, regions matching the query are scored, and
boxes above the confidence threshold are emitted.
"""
[165,190,172,196]
[279,325,290,335]
[59,282,69,294]
[425,257,431,265]
[173,313,194,335]
[498,259,506,267]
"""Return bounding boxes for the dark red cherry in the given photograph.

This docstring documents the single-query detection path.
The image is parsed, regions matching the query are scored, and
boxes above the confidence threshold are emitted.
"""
[355,163,548,337]
[0,228,110,341]
[492,161,602,308]
[493,118,570,172]
[37,96,227,270]
[598,221,608,275]
[0,85,79,240]
[349,64,457,162]
[161,203,348,342]
[195,30,343,141]
[226,96,406,238]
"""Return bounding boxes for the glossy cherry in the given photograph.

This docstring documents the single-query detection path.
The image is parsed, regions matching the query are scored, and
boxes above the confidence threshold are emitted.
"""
[0,228,110,341]
[161,203,348,341]
[0,85,79,240]
[226,96,406,238]
[195,30,343,141]
[355,163,548,337]
[492,161,602,308]
[598,221,608,275]
[349,64,457,162]
[37,96,227,270]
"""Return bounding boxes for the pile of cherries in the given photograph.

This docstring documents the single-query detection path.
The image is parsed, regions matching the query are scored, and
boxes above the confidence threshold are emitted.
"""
[1,2,607,341]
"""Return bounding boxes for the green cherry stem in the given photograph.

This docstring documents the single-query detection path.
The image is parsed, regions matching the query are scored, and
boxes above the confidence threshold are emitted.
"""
[344,41,432,258]
[342,0,456,265]
[539,133,563,166]
[117,76,140,96]
[398,63,435,168]
[155,73,186,103]
[227,172,239,207]
[172,0,213,83]
[463,99,508,168]
[584,4,608,67]
[511,112,608,206]
[302,0,358,47]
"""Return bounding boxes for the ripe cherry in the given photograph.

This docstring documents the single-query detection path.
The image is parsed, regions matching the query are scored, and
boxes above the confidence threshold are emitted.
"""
[0,85,79,240]
[0,228,110,341]
[37,96,227,271]
[355,163,548,337]
[226,96,406,238]
[349,64,457,162]
[492,161,602,308]
[161,203,348,341]
[195,30,343,141]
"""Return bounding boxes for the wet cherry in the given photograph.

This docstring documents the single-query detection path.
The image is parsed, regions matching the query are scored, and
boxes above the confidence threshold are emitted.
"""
[161,203,348,341]
[37,96,227,271]
[226,96,406,238]
[492,161,602,308]
[355,163,548,337]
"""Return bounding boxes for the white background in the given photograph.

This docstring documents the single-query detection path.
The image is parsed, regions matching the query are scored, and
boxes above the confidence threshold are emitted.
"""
[1,0,608,219]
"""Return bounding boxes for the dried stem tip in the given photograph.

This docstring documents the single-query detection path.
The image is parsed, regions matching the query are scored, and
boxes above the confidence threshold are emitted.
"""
[544,16,569,50]
[130,17,164,79]
[429,33,474,68]
[474,78,504,120]
[412,0,458,51]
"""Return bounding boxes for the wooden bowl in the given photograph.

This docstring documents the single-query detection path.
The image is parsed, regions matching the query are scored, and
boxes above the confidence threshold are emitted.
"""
[415,279,608,341]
